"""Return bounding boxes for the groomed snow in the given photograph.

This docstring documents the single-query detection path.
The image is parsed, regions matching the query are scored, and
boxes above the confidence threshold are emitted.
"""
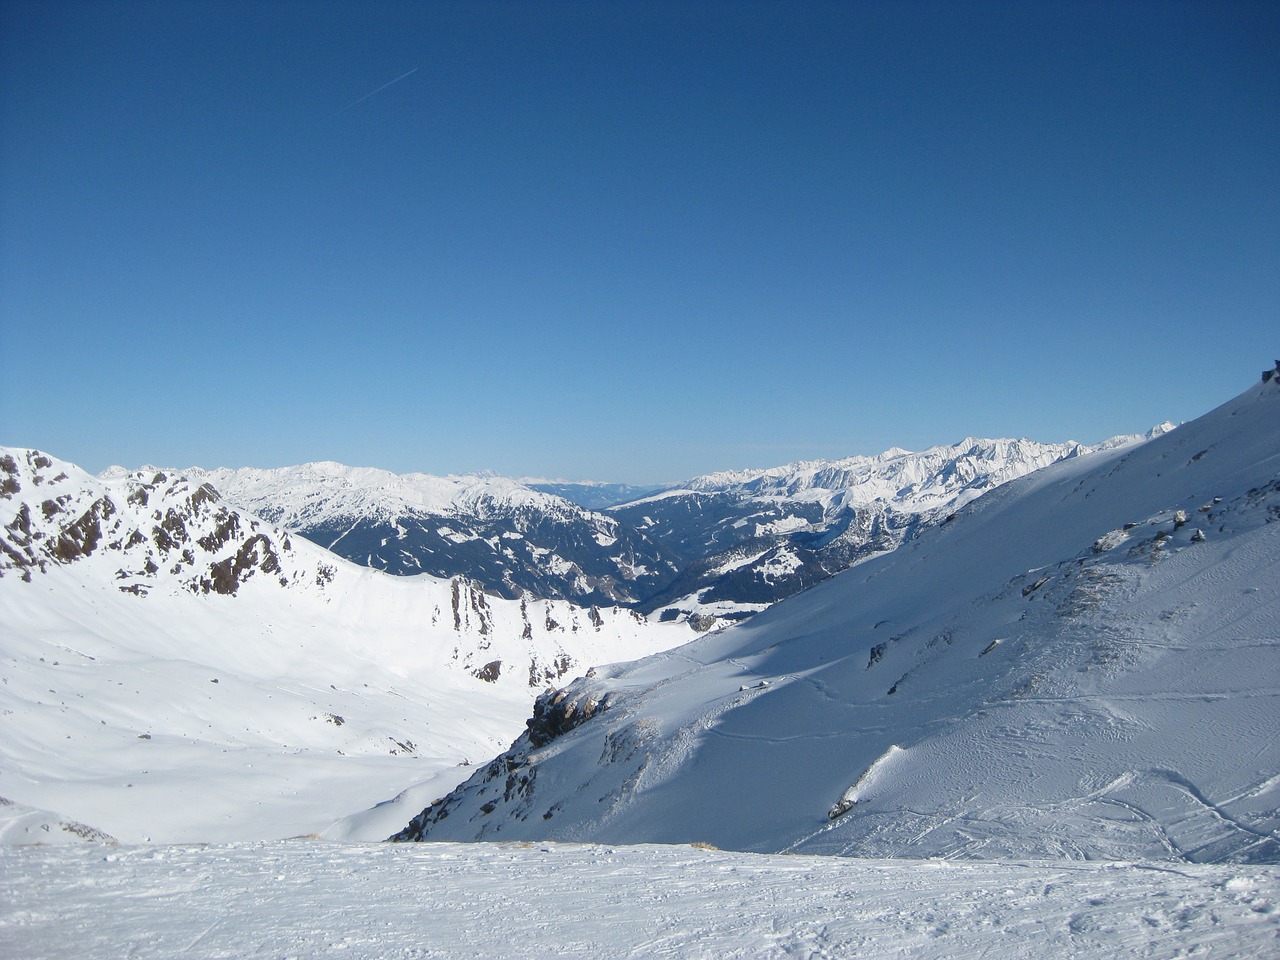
[2,840,1275,959]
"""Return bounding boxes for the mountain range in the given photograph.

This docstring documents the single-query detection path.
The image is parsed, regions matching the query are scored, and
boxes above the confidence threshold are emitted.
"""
[390,375,1280,864]
[139,428,1170,630]
[612,429,1171,623]
[4,373,1272,865]
[134,462,684,609]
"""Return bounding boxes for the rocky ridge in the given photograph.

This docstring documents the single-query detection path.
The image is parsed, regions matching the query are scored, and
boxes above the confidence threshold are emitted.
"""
[2,447,683,691]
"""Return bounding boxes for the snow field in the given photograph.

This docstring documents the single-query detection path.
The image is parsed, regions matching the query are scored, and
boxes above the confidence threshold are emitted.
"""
[1,840,1276,959]
[0,449,689,842]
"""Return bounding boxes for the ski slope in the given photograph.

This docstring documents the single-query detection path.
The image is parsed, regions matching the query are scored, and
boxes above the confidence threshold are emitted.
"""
[2,839,1276,959]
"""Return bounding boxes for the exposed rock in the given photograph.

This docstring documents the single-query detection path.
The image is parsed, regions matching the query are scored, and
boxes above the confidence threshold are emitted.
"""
[526,683,609,748]
[52,497,114,562]
[472,660,502,683]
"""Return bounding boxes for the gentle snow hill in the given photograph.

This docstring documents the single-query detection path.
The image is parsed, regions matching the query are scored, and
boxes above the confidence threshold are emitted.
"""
[394,376,1279,863]
[0,796,116,845]
[0,450,689,843]
[155,461,682,607]
[3,840,1277,960]
[611,428,1171,624]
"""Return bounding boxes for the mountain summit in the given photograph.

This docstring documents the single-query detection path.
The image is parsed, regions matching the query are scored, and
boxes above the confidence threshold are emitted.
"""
[612,428,1171,623]
[156,429,1169,631]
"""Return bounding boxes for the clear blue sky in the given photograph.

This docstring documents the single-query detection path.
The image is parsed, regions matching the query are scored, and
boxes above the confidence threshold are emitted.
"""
[2,1,1276,484]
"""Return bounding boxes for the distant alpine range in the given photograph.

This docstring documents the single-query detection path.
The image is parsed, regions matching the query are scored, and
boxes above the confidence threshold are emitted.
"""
[151,426,1171,629]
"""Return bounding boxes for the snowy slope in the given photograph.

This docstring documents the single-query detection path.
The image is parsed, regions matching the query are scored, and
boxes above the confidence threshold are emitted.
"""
[0,797,117,845]
[3,840,1276,960]
[393,377,1279,863]
[613,429,1171,624]
[0,450,688,842]
[159,461,681,606]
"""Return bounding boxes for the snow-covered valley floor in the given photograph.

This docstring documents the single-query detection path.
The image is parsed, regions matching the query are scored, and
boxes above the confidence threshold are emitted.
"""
[2,840,1277,959]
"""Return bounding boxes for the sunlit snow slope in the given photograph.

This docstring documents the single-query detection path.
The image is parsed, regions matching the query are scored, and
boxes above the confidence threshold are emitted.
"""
[0,451,687,843]
[395,376,1280,863]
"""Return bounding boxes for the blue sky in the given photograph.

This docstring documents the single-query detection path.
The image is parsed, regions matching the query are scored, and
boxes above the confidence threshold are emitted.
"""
[2,1,1277,484]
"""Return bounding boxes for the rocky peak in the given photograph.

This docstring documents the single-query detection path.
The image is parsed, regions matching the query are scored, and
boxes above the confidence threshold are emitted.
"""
[1,448,301,597]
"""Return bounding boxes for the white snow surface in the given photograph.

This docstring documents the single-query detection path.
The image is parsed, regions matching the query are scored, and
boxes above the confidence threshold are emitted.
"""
[2,839,1276,959]
[0,450,688,843]
[395,381,1279,863]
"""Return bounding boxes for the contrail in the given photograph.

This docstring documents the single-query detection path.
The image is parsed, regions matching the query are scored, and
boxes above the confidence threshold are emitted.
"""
[329,67,419,118]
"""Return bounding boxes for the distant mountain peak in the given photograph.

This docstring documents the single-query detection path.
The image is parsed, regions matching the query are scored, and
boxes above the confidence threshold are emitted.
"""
[152,461,682,607]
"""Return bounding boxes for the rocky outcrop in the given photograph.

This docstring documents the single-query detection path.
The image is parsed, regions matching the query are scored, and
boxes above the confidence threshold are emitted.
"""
[525,683,611,748]
[388,677,614,842]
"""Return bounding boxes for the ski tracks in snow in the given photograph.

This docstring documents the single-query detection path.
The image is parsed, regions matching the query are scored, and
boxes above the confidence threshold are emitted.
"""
[5,840,1277,959]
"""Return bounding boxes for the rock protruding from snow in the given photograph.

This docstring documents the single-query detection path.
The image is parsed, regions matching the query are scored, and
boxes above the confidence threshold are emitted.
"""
[0,797,116,846]
[389,674,618,843]
[1,451,296,596]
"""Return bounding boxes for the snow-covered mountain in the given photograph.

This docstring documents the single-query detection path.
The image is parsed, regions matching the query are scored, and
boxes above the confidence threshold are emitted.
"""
[612,429,1171,624]
[151,462,682,607]
[392,375,1279,864]
[0,449,688,842]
